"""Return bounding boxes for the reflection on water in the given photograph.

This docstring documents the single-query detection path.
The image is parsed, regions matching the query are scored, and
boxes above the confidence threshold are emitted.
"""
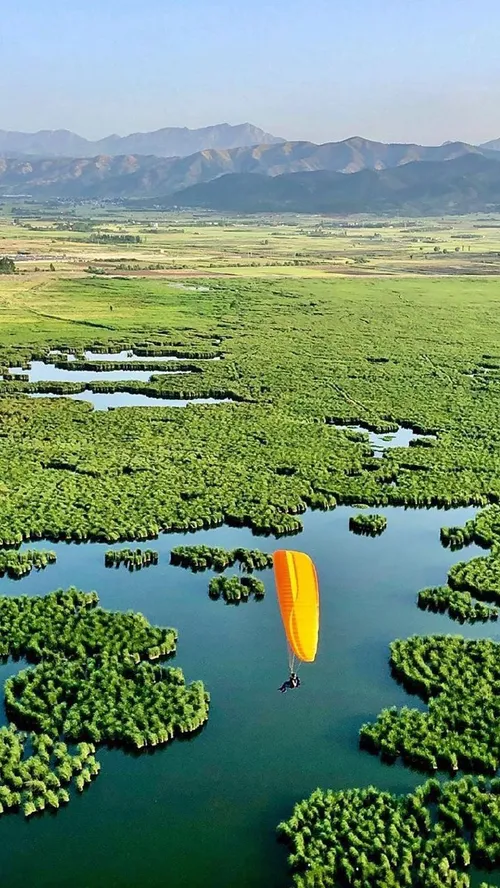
[0,505,498,888]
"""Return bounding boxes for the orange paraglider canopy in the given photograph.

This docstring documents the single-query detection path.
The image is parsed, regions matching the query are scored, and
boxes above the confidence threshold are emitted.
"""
[273,550,319,664]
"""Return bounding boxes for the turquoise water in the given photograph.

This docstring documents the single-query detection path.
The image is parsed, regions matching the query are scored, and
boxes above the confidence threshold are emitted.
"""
[0,505,499,887]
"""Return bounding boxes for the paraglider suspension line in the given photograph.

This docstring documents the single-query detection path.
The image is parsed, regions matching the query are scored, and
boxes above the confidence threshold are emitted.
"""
[288,645,297,676]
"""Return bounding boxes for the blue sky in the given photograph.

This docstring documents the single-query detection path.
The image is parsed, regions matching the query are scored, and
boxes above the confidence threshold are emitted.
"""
[2,0,499,144]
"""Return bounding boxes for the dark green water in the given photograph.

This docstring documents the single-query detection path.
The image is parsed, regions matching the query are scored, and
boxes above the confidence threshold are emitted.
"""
[0,506,499,888]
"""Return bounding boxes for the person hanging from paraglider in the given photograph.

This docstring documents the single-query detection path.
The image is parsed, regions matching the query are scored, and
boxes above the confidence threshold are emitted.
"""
[278,671,301,693]
[273,550,319,695]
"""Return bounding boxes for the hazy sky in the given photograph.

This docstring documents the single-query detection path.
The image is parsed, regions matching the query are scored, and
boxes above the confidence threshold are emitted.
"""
[2,0,499,145]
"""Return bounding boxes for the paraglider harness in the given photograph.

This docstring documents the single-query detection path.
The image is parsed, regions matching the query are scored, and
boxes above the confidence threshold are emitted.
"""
[279,672,301,693]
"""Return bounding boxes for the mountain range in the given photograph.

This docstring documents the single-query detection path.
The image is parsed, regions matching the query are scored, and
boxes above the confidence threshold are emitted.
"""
[0,123,283,159]
[1,137,499,201]
[159,154,500,215]
[1,133,500,214]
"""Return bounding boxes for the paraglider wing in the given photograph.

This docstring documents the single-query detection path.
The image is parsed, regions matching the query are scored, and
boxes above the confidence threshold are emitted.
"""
[273,550,319,663]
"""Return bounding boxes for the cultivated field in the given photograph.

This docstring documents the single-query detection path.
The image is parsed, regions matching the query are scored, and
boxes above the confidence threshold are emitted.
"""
[2,205,500,278]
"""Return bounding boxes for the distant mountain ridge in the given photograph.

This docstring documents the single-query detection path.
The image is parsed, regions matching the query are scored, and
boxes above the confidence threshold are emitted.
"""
[0,123,284,158]
[160,154,500,215]
[0,137,497,200]
[481,138,500,152]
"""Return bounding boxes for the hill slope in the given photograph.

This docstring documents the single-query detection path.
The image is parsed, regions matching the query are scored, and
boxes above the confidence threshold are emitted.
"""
[0,138,497,200]
[481,138,500,152]
[0,124,284,159]
[160,154,500,215]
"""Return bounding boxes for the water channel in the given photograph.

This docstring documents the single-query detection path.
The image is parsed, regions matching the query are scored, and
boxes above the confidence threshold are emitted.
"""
[10,361,190,383]
[0,505,498,888]
[49,350,221,362]
[29,393,235,409]
[8,353,227,410]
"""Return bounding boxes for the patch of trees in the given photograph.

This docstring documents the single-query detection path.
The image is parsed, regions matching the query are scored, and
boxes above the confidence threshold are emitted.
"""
[105,548,158,570]
[278,776,500,887]
[0,257,16,274]
[0,725,100,818]
[208,576,265,603]
[56,360,200,374]
[440,505,500,551]
[349,513,387,536]
[426,508,500,623]
[0,587,176,661]
[418,585,498,623]
[448,554,500,605]
[6,655,208,747]
[170,545,272,572]
[0,587,209,818]
[77,234,142,244]
[0,549,56,579]
[359,635,500,774]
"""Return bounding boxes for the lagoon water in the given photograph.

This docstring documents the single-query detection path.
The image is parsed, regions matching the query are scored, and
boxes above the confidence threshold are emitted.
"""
[0,506,499,887]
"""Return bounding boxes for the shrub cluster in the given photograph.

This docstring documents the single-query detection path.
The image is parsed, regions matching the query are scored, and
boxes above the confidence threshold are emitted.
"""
[360,635,500,774]
[170,545,272,572]
[208,575,265,603]
[105,548,158,570]
[0,549,56,579]
[0,726,100,818]
[278,776,500,887]
[0,587,209,818]
[349,513,387,536]
[418,585,498,623]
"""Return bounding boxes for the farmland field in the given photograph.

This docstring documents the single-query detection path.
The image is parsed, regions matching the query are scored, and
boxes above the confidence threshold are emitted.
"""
[1,209,500,887]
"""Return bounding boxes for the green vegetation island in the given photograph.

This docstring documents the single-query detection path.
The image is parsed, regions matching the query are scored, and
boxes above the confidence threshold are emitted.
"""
[105,548,159,569]
[170,545,273,572]
[0,549,56,579]
[348,513,387,536]
[208,575,265,603]
[0,587,209,816]
[279,776,500,887]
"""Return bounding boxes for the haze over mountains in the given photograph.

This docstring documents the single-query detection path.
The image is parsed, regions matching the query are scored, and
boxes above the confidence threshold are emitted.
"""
[0,123,284,158]
[481,138,500,152]
[1,137,498,199]
[1,127,500,214]
[159,154,500,215]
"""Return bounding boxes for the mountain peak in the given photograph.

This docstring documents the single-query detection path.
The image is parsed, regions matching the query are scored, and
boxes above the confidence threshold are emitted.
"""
[0,123,284,159]
[481,137,500,152]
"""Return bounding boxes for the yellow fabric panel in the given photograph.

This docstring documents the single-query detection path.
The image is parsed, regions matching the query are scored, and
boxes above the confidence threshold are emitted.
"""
[273,550,319,663]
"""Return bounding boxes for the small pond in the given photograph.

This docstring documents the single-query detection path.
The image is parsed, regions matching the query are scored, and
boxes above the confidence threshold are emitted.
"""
[29,392,235,410]
[9,362,190,383]
[332,422,436,457]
